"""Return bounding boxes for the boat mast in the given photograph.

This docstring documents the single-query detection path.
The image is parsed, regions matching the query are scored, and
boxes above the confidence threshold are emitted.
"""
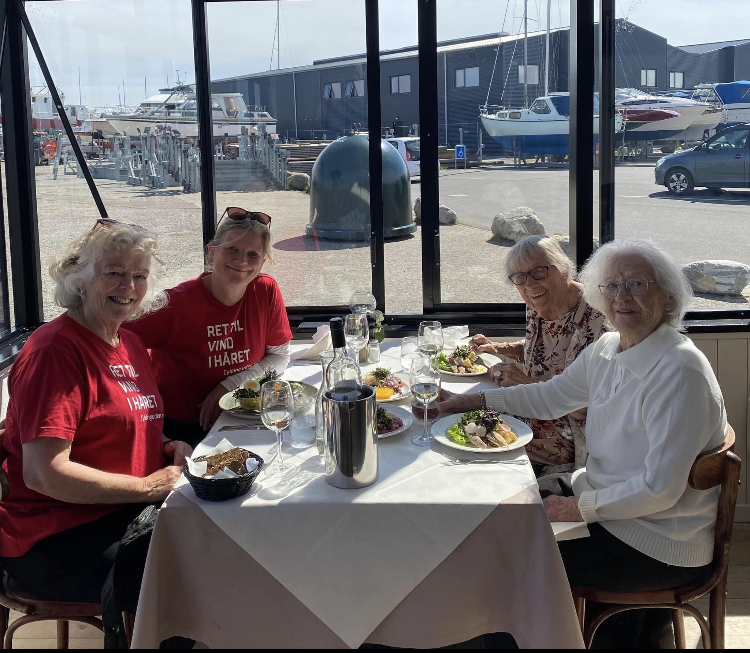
[523,0,528,108]
[545,0,551,96]
[277,0,280,70]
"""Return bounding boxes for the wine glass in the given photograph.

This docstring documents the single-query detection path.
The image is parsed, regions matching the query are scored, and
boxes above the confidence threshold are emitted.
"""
[344,313,369,361]
[418,321,444,359]
[348,291,377,315]
[400,336,420,373]
[260,380,295,476]
[410,354,441,447]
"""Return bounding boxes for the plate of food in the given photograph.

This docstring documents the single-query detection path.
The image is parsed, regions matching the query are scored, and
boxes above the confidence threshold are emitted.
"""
[219,371,317,419]
[363,367,411,402]
[432,409,533,453]
[377,405,414,439]
[436,346,489,376]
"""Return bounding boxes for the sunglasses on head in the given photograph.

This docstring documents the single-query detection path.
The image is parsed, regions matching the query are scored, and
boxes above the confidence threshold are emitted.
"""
[69,218,149,265]
[219,207,272,227]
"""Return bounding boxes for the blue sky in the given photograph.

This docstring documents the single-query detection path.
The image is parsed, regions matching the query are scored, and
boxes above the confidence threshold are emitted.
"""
[24,0,750,108]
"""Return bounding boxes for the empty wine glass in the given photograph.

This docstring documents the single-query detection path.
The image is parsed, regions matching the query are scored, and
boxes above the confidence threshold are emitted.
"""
[410,354,441,447]
[348,291,377,315]
[344,313,369,361]
[418,321,444,359]
[400,336,421,373]
[260,380,295,476]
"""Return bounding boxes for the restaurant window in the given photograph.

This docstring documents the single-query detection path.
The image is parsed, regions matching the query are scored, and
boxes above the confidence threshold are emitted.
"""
[345,80,365,98]
[27,0,204,320]
[641,69,657,87]
[323,82,342,99]
[208,0,372,308]
[669,72,684,89]
[390,74,411,94]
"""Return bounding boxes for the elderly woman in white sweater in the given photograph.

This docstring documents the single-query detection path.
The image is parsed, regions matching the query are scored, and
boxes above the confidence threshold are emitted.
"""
[440,239,725,597]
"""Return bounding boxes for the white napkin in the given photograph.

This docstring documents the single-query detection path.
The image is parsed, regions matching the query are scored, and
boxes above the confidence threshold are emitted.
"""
[186,438,258,479]
[552,521,590,542]
[442,325,470,349]
[291,325,332,361]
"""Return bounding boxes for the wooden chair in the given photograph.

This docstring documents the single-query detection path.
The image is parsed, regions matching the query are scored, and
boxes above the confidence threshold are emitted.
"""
[571,424,742,649]
[0,423,105,649]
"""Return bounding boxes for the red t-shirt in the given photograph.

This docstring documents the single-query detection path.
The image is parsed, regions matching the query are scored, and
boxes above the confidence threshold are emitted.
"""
[126,273,292,424]
[0,314,165,558]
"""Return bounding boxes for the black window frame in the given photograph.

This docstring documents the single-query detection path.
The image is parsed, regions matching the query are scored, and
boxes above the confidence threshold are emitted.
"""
[345,79,365,98]
[322,81,342,99]
[0,0,746,361]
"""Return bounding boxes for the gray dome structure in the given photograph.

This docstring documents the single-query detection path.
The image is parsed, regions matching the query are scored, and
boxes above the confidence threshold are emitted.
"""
[306,134,417,241]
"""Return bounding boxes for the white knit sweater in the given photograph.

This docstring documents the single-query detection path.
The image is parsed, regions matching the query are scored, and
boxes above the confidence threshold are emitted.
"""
[485,324,726,567]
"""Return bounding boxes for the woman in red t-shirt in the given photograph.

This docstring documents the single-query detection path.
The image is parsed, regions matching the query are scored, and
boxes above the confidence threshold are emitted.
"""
[0,220,191,606]
[127,208,292,445]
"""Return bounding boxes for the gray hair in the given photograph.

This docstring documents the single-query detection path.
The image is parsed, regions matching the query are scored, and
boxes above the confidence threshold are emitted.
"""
[208,215,274,267]
[579,238,693,328]
[504,235,575,281]
[49,222,166,318]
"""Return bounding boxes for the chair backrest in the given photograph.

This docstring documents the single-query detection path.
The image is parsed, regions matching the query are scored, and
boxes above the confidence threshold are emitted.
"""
[679,424,742,602]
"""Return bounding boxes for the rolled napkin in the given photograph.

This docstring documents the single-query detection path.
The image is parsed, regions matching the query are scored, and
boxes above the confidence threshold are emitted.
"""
[291,324,332,361]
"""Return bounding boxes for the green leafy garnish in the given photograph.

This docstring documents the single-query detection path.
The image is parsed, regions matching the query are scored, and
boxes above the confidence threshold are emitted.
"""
[447,423,472,446]
[371,367,392,381]
[436,353,452,372]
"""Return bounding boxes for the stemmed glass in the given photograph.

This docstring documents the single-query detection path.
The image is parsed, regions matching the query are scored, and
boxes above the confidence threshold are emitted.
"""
[400,336,421,374]
[418,321,444,358]
[260,380,295,476]
[348,291,377,315]
[410,354,441,447]
[344,313,369,362]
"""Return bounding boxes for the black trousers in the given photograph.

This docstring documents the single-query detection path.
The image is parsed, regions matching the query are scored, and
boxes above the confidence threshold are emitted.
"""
[163,418,208,450]
[541,474,712,648]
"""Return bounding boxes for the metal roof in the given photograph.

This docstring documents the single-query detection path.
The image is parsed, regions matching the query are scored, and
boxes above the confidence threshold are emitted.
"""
[676,38,750,54]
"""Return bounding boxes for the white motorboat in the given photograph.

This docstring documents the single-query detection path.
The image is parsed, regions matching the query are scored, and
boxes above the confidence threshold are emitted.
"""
[692,81,750,130]
[89,85,277,138]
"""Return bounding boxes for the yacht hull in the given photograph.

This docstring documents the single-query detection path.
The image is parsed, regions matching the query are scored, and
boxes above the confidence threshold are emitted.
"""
[90,116,277,138]
[481,115,600,155]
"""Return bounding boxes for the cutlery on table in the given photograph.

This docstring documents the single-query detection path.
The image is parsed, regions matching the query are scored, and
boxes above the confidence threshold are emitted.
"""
[440,454,529,466]
[219,424,269,432]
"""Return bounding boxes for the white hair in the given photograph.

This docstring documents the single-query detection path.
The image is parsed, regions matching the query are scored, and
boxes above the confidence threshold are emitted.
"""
[49,222,166,318]
[579,238,693,328]
[504,235,575,282]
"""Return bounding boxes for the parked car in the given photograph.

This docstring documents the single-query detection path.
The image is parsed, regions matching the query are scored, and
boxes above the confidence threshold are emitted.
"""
[385,137,420,179]
[655,123,749,195]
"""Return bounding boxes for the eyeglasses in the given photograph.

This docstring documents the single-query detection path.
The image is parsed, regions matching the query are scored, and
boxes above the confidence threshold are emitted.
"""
[508,265,554,286]
[598,278,657,298]
[218,207,272,227]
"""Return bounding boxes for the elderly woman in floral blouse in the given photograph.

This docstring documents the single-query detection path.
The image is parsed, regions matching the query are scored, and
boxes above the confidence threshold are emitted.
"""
[470,236,608,475]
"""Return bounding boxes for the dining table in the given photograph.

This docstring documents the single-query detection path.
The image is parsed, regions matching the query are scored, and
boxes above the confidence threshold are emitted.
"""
[131,339,585,649]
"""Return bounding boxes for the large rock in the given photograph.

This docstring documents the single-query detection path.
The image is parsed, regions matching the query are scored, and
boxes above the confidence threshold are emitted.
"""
[287,172,310,191]
[682,260,750,295]
[551,234,600,257]
[491,207,545,242]
[413,197,457,226]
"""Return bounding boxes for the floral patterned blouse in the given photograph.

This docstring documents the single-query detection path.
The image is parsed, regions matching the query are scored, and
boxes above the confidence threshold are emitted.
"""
[514,296,608,469]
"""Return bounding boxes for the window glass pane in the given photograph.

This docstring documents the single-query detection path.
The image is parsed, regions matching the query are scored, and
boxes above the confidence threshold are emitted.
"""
[398,75,411,93]
[436,0,571,306]
[208,0,372,307]
[603,5,750,310]
[323,83,333,98]
[465,67,480,87]
[641,69,647,86]
[455,68,465,88]
[391,76,399,94]
[27,0,203,320]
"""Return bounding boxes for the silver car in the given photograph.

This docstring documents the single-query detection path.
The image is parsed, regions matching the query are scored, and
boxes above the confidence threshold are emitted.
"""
[655,123,750,195]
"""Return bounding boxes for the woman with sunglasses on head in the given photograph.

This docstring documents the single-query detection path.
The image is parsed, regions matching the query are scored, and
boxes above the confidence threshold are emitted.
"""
[467,235,608,476]
[128,208,292,446]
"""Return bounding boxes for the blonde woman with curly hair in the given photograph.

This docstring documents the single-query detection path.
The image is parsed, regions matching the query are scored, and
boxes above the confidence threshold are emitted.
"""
[127,208,292,443]
[0,219,190,609]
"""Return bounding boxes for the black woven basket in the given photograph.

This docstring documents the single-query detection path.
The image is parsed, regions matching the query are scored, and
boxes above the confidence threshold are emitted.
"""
[183,451,264,502]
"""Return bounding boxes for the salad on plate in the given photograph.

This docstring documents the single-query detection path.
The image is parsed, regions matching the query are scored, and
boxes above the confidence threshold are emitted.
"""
[437,346,488,374]
[363,367,407,401]
[447,409,518,449]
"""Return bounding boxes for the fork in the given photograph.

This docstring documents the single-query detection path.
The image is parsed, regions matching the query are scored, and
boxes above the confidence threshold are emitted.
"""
[440,453,529,466]
[219,424,268,432]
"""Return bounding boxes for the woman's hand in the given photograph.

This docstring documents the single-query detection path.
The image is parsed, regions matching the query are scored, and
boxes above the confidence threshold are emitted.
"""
[490,363,534,388]
[199,383,229,432]
[543,495,583,522]
[437,388,482,414]
[468,334,497,354]
[141,465,183,502]
[163,440,193,467]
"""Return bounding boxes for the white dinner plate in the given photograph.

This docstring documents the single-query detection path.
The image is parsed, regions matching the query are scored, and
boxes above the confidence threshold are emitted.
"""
[431,413,533,453]
[378,405,414,439]
[218,382,317,421]
[363,370,412,403]
[438,365,489,377]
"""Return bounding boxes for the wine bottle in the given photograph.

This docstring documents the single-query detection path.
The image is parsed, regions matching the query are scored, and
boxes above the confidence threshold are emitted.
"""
[326,317,362,402]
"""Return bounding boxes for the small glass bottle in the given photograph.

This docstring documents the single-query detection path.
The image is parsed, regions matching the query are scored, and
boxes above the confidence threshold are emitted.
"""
[368,338,381,364]
[315,350,336,455]
[326,317,362,402]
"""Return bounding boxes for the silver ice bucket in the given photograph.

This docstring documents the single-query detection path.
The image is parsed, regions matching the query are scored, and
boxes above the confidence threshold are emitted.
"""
[322,384,378,489]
